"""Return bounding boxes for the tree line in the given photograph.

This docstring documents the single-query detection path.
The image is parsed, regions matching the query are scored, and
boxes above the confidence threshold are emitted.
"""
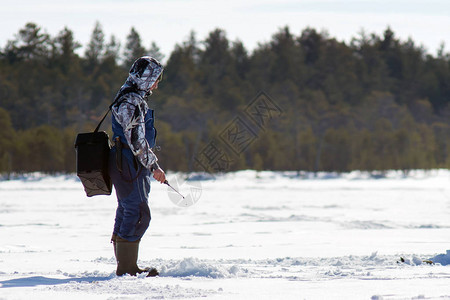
[0,22,449,175]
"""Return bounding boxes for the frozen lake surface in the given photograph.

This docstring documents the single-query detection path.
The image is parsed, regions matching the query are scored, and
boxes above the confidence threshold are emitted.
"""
[0,170,449,299]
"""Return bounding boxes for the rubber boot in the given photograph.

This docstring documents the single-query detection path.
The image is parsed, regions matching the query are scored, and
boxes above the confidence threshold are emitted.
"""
[115,236,147,276]
[111,234,117,259]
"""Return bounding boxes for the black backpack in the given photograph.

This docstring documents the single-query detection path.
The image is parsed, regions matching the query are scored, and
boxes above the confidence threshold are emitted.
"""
[74,106,113,197]
[75,86,139,197]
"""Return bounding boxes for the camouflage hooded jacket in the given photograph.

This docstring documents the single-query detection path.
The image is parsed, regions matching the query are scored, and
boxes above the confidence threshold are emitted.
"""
[111,56,164,170]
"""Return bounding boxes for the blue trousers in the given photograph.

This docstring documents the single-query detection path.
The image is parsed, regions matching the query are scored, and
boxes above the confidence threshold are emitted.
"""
[109,146,151,242]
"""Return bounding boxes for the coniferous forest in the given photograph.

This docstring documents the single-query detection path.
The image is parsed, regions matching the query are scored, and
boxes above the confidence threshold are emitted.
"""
[0,22,449,174]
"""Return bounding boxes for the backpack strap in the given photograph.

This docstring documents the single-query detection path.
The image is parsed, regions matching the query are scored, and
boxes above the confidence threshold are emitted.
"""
[93,86,138,133]
[93,108,111,133]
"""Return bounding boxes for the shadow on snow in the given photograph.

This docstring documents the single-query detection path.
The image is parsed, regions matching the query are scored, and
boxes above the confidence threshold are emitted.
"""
[0,275,113,288]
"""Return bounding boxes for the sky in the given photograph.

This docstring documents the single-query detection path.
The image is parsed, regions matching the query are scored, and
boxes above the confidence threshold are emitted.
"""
[1,0,450,60]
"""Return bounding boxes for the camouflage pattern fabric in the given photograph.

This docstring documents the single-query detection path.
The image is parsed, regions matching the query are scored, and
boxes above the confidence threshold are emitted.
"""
[111,56,163,170]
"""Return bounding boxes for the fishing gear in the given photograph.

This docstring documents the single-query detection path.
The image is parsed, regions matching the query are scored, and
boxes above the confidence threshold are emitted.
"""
[164,180,185,199]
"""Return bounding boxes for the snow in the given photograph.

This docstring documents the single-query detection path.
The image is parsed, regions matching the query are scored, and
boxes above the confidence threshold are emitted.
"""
[0,169,450,299]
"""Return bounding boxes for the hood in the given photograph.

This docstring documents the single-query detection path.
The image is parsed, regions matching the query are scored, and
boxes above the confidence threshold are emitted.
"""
[117,56,164,99]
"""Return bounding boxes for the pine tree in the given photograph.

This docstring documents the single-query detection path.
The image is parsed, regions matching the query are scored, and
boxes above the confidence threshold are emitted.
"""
[148,41,164,62]
[4,23,51,62]
[52,27,81,74]
[123,27,146,68]
[104,35,121,64]
[85,21,105,69]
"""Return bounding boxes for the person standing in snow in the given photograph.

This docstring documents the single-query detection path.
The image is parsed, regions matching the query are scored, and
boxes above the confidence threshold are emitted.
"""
[109,56,166,277]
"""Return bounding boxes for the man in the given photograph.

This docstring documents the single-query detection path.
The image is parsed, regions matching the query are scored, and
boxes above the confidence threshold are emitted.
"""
[109,56,165,277]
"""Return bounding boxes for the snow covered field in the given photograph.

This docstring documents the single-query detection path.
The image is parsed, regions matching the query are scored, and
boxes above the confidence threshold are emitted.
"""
[0,170,450,300]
